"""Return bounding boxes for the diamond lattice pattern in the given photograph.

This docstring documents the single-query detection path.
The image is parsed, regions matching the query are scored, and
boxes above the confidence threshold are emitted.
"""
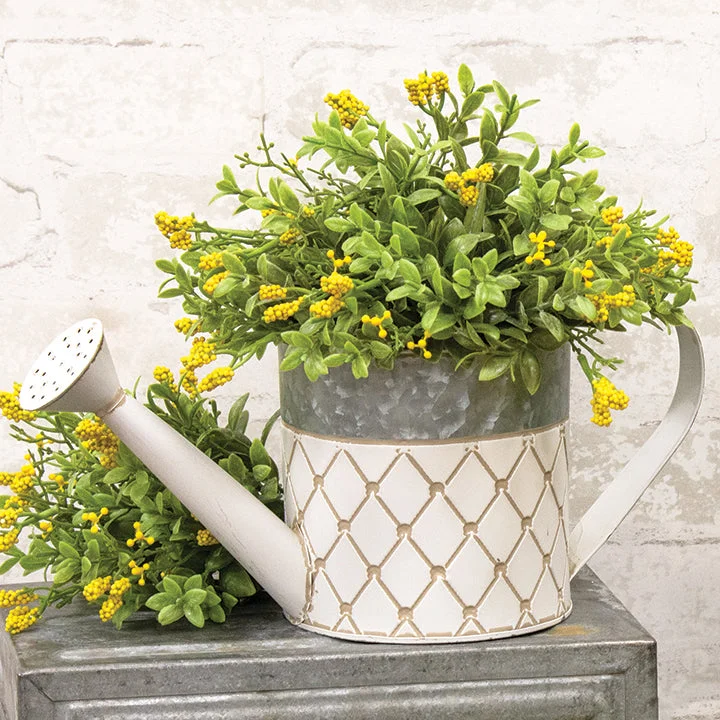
[282,423,571,640]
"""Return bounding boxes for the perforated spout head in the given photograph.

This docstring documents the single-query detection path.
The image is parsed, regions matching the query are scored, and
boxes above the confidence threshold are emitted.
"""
[19,319,123,414]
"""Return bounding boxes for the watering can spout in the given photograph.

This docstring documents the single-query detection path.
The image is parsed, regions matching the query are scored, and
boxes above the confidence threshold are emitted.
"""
[19,319,308,620]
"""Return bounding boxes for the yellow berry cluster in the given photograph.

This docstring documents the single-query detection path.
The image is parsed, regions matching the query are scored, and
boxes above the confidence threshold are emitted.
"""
[128,560,150,586]
[658,227,693,268]
[202,270,230,295]
[407,330,432,359]
[263,297,305,323]
[48,473,65,489]
[590,377,629,426]
[320,271,354,298]
[463,164,494,184]
[153,366,178,393]
[82,507,109,534]
[280,228,302,246]
[174,317,198,335]
[154,211,195,250]
[99,578,131,622]
[362,311,392,339]
[595,221,632,249]
[181,337,217,370]
[198,252,224,271]
[83,576,112,602]
[75,418,119,468]
[459,185,479,207]
[525,230,556,266]
[601,206,624,225]
[574,260,595,288]
[0,502,21,529]
[5,605,39,634]
[126,521,155,548]
[323,90,370,129]
[38,520,53,535]
[197,528,220,546]
[327,249,352,269]
[259,284,288,301]
[403,71,449,105]
[0,528,19,552]
[310,295,345,319]
[444,165,494,207]
[5,464,35,495]
[0,383,36,423]
[588,285,636,323]
[0,589,38,608]
[197,367,234,393]
[301,205,316,217]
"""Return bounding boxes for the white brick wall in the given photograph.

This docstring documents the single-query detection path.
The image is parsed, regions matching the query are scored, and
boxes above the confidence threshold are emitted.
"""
[1,3,718,717]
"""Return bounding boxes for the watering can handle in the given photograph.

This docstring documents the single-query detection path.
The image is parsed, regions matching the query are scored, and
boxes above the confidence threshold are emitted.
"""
[568,325,704,579]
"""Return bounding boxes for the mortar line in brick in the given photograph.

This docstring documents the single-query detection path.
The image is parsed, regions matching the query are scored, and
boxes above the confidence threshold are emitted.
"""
[0,177,40,216]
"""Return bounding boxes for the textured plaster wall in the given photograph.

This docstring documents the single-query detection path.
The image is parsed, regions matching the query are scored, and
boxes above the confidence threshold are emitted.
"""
[0,1,717,717]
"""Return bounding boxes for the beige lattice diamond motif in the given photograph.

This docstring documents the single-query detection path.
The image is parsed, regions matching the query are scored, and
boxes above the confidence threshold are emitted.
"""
[282,422,572,642]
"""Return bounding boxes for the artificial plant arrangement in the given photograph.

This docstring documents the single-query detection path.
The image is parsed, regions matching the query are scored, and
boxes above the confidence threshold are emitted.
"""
[154,64,695,427]
[0,364,280,633]
[0,63,696,635]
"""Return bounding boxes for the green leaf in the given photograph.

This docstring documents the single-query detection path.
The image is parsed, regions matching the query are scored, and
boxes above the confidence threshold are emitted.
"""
[157,603,185,625]
[568,123,581,146]
[444,232,493,266]
[540,213,572,231]
[577,146,605,159]
[0,556,20,574]
[184,574,203,591]
[324,217,356,233]
[378,163,398,196]
[102,467,132,485]
[369,341,392,359]
[478,355,512,381]
[492,80,511,108]
[538,179,560,206]
[221,252,246,275]
[208,605,226,623]
[405,188,442,205]
[58,541,80,559]
[162,576,184,598]
[183,588,208,606]
[280,330,313,350]
[129,470,150,504]
[574,296,597,319]
[146,592,175,611]
[155,258,176,274]
[520,349,542,395]
[460,91,484,120]
[508,131,536,144]
[537,311,565,342]
[221,566,256,598]
[397,258,422,284]
[458,63,475,95]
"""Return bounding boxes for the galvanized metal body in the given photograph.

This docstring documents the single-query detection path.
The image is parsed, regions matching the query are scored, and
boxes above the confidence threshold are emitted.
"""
[0,569,657,719]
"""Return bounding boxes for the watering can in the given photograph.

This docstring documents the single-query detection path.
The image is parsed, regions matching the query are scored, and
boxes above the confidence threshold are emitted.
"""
[19,319,703,643]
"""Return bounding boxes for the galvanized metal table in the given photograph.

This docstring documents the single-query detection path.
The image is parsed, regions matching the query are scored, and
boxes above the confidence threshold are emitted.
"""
[0,567,657,719]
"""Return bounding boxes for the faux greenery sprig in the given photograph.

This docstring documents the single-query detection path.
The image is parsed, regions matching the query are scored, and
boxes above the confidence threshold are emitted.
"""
[155,64,695,428]
[0,372,281,633]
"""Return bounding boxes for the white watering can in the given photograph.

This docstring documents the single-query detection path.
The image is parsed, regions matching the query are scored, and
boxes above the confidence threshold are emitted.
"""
[20,319,704,643]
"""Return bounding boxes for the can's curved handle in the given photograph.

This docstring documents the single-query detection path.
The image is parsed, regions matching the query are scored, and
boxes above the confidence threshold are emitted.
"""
[568,325,704,578]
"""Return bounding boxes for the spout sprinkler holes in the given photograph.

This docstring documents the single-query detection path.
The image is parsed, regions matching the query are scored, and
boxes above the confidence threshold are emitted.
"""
[19,319,104,411]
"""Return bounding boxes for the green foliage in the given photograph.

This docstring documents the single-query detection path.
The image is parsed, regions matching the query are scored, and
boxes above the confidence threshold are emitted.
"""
[0,383,280,630]
[155,65,696,395]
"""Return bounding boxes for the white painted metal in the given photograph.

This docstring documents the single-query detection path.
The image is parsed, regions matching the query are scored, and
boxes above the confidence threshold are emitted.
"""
[568,326,704,577]
[283,423,572,642]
